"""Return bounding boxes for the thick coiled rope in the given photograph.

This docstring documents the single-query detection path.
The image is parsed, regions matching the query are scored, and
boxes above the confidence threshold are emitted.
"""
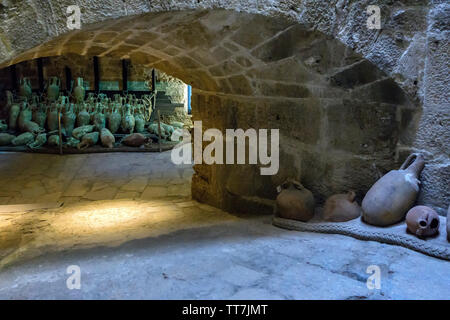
[273,216,450,261]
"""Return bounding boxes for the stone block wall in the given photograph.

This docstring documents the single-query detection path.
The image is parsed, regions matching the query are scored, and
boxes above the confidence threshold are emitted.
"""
[0,3,447,214]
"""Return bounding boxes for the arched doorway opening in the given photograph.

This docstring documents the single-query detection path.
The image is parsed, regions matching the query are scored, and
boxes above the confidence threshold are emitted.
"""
[0,9,418,213]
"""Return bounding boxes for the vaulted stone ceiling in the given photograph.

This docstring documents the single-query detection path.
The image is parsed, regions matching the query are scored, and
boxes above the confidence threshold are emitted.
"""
[0,1,447,214]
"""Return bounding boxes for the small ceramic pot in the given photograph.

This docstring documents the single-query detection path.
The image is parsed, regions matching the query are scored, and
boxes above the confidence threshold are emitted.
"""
[406,206,440,238]
[275,179,315,222]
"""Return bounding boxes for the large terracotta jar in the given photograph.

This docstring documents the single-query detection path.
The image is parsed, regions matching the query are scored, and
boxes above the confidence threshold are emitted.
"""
[362,153,425,226]
[47,77,60,102]
[19,78,32,101]
[73,77,85,104]
[275,179,315,222]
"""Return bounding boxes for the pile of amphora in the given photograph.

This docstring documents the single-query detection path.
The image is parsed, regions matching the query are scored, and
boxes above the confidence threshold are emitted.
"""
[0,77,183,150]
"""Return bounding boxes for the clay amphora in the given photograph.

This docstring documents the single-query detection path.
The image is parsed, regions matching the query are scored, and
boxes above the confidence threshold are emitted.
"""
[12,132,34,146]
[47,77,60,102]
[73,77,85,103]
[323,191,362,222]
[18,102,32,132]
[6,90,13,109]
[65,137,80,148]
[362,153,425,226]
[77,131,99,149]
[0,120,7,132]
[149,122,167,139]
[47,103,59,132]
[23,121,43,135]
[170,121,184,129]
[72,125,94,140]
[121,133,149,147]
[161,122,175,137]
[77,103,91,127]
[100,128,115,148]
[108,105,122,134]
[28,133,47,150]
[8,101,21,131]
[275,179,315,222]
[134,107,145,133]
[93,104,106,131]
[63,103,76,137]
[405,206,440,238]
[0,133,15,146]
[48,135,60,147]
[33,103,47,128]
[19,78,32,101]
[121,104,135,134]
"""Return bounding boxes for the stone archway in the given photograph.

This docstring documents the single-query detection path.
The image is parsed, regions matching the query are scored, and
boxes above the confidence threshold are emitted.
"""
[0,3,448,214]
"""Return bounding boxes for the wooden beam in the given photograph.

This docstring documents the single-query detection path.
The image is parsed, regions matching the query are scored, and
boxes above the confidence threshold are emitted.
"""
[122,59,128,93]
[151,68,156,92]
[64,66,72,94]
[37,58,44,93]
[93,56,100,94]
[152,68,156,110]
[9,64,17,93]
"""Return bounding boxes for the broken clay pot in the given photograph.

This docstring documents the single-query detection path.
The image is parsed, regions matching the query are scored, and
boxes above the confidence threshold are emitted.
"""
[275,179,315,222]
[323,191,362,222]
[362,153,425,226]
[406,206,440,238]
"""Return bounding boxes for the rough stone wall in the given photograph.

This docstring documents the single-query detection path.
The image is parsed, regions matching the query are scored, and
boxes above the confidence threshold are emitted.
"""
[0,2,448,214]
[157,70,186,104]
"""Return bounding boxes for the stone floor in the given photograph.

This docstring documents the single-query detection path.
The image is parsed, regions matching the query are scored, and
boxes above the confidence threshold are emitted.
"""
[0,151,448,300]
[0,151,192,205]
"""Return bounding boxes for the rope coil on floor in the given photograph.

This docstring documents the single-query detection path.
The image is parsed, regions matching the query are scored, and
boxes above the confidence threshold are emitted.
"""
[272,216,450,261]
